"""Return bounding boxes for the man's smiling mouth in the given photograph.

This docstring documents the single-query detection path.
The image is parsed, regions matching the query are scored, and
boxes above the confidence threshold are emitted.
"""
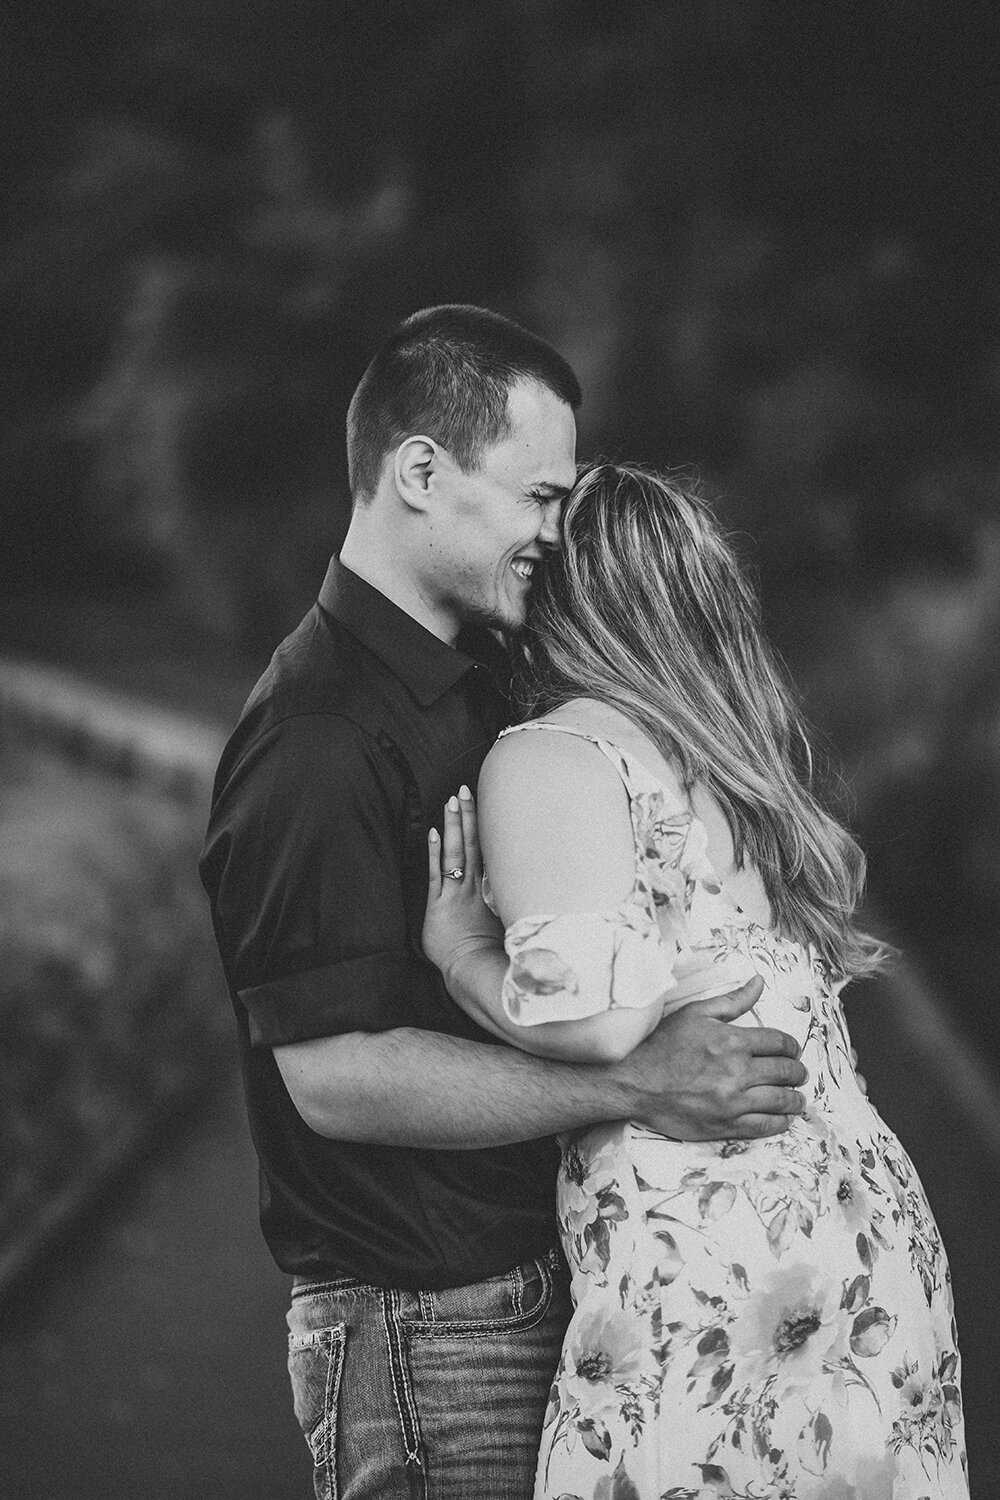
[510,558,536,580]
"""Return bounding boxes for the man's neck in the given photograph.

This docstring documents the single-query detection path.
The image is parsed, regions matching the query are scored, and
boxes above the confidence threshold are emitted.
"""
[339,523,460,647]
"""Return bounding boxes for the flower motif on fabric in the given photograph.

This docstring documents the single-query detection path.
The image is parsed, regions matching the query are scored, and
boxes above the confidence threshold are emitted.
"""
[633,791,700,870]
[501,904,675,1026]
[540,1304,658,1493]
[629,789,710,948]
[559,1127,633,1285]
[889,1348,964,1476]
[732,1264,851,1395]
[563,1305,653,1420]
[507,947,578,1008]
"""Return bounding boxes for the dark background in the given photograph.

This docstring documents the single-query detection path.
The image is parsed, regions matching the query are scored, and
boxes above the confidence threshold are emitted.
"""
[4,0,999,1044]
[1,3,997,1495]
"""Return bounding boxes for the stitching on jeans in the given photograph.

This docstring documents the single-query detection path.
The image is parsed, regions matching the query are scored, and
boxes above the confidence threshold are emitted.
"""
[509,1267,523,1319]
[405,1256,553,1340]
[381,1289,424,1473]
[395,1302,424,1473]
[319,1327,345,1499]
[289,1325,342,1351]
[292,1278,382,1302]
[380,1291,412,1457]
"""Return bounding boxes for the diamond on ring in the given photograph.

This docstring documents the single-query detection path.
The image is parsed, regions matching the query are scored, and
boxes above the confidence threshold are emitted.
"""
[444,867,465,881]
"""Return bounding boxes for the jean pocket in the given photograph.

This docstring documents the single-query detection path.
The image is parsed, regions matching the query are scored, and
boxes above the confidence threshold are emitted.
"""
[405,1251,558,1339]
[288,1323,346,1496]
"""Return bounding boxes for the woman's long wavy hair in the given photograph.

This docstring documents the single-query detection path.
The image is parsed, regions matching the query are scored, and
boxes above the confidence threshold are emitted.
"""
[514,463,888,981]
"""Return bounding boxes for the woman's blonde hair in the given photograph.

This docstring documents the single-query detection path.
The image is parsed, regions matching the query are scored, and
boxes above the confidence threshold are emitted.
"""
[515,462,887,981]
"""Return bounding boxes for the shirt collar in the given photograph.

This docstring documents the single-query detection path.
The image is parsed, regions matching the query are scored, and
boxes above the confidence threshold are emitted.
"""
[318,555,495,707]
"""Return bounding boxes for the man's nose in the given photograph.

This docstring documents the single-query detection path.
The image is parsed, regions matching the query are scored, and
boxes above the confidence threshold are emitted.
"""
[538,500,562,548]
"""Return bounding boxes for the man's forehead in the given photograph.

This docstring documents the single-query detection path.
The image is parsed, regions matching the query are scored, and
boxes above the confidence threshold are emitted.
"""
[497,379,577,479]
[505,376,573,427]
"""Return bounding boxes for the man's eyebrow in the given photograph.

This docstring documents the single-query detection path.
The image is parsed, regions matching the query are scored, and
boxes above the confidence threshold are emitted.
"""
[530,481,572,498]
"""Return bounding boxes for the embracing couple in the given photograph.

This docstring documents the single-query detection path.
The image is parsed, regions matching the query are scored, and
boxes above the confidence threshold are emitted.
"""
[201,306,966,1499]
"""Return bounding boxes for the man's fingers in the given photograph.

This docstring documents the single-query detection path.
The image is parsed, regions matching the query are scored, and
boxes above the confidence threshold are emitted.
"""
[740,1086,807,1117]
[697,975,764,1020]
[724,1113,793,1140]
[426,828,442,899]
[745,1053,808,1089]
[744,1025,801,1062]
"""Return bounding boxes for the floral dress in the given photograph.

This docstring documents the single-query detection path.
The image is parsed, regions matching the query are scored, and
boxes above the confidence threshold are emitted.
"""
[496,723,968,1500]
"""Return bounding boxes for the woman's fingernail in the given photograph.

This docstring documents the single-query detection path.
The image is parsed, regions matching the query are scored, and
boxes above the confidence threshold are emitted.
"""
[429,828,439,843]
[447,795,459,812]
[458,784,472,800]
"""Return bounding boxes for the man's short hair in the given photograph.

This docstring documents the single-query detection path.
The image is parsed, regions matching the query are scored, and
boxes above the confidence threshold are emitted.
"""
[346,305,582,503]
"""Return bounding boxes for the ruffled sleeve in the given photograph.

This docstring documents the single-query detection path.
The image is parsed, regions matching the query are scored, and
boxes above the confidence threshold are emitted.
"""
[501,901,680,1027]
[491,722,761,1029]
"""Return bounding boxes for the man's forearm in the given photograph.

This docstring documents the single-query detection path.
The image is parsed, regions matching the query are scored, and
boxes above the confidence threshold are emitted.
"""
[274,978,808,1147]
[274,1025,631,1148]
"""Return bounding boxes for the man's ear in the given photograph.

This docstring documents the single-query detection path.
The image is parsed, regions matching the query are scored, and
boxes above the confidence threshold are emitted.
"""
[394,435,439,512]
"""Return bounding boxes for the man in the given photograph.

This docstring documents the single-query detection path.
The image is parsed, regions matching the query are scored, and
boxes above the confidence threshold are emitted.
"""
[200,305,806,1500]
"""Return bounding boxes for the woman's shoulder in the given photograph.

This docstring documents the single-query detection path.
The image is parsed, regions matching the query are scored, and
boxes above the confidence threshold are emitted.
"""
[480,709,629,814]
[486,709,612,778]
[510,699,686,801]
[479,710,638,893]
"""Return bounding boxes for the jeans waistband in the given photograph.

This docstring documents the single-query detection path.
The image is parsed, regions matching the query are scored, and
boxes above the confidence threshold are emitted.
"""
[291,1244,562,1299]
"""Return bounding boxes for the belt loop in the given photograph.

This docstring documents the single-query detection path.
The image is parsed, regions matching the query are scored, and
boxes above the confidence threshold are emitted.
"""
[380,1289,426,1496]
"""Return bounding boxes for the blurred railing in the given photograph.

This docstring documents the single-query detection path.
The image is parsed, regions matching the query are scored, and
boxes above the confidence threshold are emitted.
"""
[0,658,225,805]
[0,658,229,1299]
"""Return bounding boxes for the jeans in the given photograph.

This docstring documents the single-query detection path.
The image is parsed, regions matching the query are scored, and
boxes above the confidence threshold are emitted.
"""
[286,1245,572,1500]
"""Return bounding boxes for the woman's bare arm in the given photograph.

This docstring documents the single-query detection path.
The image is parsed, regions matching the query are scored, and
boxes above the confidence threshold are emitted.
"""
[423,750,665,1061]
[424,732,679,1062]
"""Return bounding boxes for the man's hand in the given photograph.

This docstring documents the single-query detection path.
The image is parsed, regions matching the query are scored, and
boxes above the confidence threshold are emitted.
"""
[612,977,808,1140]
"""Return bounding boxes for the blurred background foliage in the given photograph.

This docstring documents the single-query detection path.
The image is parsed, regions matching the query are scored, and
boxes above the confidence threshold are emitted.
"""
[2,0,998,1050]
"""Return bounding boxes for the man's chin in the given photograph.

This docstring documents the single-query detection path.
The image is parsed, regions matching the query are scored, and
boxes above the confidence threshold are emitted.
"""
[460,604,525,640]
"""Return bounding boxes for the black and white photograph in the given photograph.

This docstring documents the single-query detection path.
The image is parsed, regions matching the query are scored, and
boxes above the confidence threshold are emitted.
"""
[1,4,997,1497]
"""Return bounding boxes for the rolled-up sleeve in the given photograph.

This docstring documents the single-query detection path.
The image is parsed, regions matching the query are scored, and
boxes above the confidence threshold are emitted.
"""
[204,713,412,1047]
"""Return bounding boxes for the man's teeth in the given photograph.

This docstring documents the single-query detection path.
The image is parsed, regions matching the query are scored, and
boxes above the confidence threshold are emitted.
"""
[511,560,534,579]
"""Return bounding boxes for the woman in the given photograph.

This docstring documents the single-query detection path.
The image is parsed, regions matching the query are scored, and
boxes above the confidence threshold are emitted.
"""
[423,464,967,1499]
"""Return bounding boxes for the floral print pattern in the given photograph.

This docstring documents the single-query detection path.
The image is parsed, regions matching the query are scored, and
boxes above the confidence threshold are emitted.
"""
[498,723,968,1500]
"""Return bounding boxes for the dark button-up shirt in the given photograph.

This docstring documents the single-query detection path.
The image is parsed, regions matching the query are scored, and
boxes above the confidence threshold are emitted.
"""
[200,557,558,1289]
